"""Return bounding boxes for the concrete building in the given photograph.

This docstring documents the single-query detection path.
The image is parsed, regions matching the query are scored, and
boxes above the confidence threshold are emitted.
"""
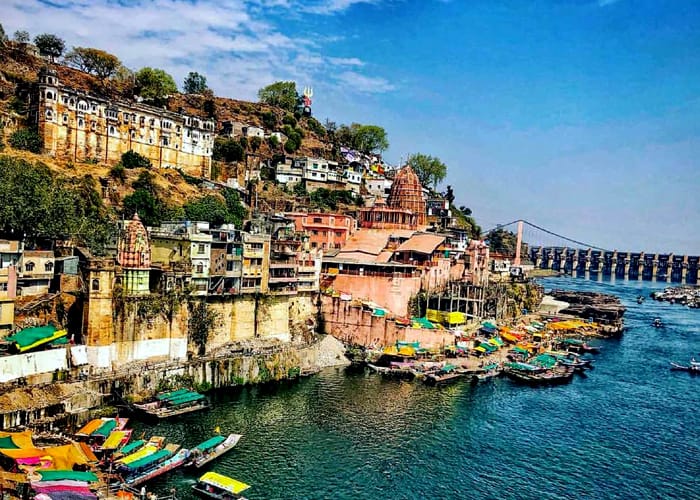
[31,67,215,177]
[285,212,357,250]
[18,250,55,296]
[0,266,17,333]
[241,233,270,294]
[275,157,303,186]
[203,224,243,296]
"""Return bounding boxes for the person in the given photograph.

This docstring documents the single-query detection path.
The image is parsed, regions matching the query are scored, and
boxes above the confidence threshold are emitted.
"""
[141,486,146,500]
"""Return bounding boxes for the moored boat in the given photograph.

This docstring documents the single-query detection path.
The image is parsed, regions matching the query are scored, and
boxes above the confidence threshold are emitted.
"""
[192,471,251,499]
[124,448,190,487]
[188,433,242,468]
[504,367,574,385]
[425,364,463,385]
[132,389,210,420]
[670,360,700,373]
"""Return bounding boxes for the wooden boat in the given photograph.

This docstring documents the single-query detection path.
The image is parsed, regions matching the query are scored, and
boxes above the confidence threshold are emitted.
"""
[132,389,210,420]
[473,365,500,382]
[192,471,251,499]
[367,363,415,379]
[425,365,463,385]
[670,361,700,373]
[188,434,242,468]
[652,318,664,328]
[504,367,574,385]
[124,447,190,487]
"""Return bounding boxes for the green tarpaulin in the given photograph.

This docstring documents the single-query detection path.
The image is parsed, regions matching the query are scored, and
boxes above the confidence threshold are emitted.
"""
[0,436,19,449]
[411,317,435,329]
[92,419,117,437]
[119,440,145,455]
[166,392,205,406]
[6,325,56,346]
[156,388,190,401]
[194,435,225,452]
[125,449,171,470]
[38,470,98,482]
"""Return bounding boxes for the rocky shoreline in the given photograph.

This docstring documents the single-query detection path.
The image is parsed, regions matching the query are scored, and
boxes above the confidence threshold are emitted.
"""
[547,289,626,336]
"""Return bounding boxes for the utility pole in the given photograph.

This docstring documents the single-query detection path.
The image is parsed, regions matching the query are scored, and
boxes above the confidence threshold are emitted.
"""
[514,220,524,267]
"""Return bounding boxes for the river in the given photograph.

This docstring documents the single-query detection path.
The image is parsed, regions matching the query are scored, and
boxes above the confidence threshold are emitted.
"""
[136,277,700,499]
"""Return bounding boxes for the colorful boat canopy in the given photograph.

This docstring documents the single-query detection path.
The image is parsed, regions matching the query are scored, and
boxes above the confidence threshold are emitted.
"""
[38,470,98,482]
[76,419,103,436]
[199,471,251,494]
[118,440,145,455]
[166,392,205,406]
[156,389,190,401]
[194,435,225,453]
[117,445,157,465]
[124,449,171,470]
[92,419,117,437]
[103,431,127,450]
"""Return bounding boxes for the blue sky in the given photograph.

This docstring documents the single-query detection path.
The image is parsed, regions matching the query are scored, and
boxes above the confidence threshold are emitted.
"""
[4,0,699,253]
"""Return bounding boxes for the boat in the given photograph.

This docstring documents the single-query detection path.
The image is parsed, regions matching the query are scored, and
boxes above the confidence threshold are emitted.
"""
[504,367,574,385]
[132,389,210,420]
[124,447,190,487]
[637,296,645,304]
[670,359,700,373]
[652,318,664,328]
[425,364,463,385]
[192,471,251,499]
[473,363,501,381]
[188,434,242,468]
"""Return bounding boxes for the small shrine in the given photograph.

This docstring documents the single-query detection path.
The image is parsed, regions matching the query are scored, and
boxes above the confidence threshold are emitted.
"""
[117,213,151,295]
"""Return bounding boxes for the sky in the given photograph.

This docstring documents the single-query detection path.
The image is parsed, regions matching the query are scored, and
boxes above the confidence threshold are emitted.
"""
[3,0,699,253]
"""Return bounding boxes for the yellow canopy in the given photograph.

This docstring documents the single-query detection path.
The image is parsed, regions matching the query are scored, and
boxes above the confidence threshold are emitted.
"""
[0,443,90,469]
[0,430,34,449]
[117,445,157,465]
[76,419,103,436]
[199,471,251,494]
[102,431,126,450]
[0,447,44,459]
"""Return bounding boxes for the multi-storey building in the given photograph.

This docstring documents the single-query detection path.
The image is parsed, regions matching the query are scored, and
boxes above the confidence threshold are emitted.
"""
[31,67,215,177]
[18,250,55,296]
[275,157,303,186]
[241,233,270,294]
[0,265,16,333]
[285,212,357,250]
[203,224,243,295]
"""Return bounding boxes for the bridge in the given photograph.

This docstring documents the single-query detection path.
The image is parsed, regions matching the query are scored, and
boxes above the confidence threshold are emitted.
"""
[483,220,698,284]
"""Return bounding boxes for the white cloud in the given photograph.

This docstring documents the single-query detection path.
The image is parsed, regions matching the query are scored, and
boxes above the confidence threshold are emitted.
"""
[2,0,395,99]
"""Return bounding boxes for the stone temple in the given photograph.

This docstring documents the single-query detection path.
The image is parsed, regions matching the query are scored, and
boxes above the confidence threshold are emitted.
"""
[117,213,151,295]
[359,165,426,230]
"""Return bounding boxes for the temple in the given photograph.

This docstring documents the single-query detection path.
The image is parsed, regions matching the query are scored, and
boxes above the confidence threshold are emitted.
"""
[117,213,151,295]
[359,165,427,230]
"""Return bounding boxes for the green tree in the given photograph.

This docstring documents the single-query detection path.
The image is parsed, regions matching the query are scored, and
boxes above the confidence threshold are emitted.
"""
[293,182,307,197]
[121,150,151,169]
[135,67,177,102]
[13,30,30,44]
[222,188,247,228]
[188,300,219,355]
[353,124,388,154]
[250,136,262,152]
[184,195,229,226]
[261,111,277,130]
[33,33,65,61]
[9,129,42,153]
[123,189,160,226]
[65,47,120,79]
[408,153,447,189]
[306,117,326,137]
[258,81,298,112]
[213,138,244,162]
[487,228,517,255]
[183,71,208,94]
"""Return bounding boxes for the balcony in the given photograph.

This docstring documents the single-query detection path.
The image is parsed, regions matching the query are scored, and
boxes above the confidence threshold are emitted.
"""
[269,285,298,295]
[242,267,263,277]
[243,250,265,259]
[268,275,298,284]
[297,265,316,274]
[240,285,261,294]
[269,262,297,269]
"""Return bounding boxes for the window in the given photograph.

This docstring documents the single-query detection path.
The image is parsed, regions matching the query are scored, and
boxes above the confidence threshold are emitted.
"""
[45,91,54,100]
[63,114,68,124]
[45,262,53,272]
[24,262,35,272]
[0,283,7,292]
[313,217,322,223]
[197,244,205,254]
[45,109,53,120]
[196,264,204,274]
[92,278,100,291]
[109,126,116,135]
[162,137,169,146]
[78,118,84,128]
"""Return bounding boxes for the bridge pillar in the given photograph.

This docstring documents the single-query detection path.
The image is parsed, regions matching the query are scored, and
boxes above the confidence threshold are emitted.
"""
[652,254,659,282]
[666,254,673,282]
[682,256,688,282]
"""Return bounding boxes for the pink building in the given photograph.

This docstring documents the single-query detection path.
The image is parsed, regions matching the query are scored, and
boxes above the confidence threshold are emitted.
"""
[285,212,357,250]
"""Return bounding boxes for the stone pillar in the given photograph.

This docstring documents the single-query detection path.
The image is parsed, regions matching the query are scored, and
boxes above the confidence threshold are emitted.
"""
[652,254,658,282]
[681,256,688,282]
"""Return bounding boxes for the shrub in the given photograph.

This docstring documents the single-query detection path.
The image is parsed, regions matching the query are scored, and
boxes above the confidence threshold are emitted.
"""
[213,138,244,162]
[9,129,42,153]
[250,136,262,152]
[121,150,151,169]
[282,113,297,127]
[261,111,277,130]
[110,163,126,182]
[267,135,280,149]
[306,117,326,137]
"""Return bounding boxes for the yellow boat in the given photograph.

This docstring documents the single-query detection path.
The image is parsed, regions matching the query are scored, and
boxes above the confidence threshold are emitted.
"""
[192,471,251,499]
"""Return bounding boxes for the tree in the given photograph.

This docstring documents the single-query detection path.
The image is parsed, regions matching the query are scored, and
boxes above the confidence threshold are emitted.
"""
[222,188,247,228]
[65,47,120,79]
[121,150,151,169]
[184,195,229,226]
[258,81,298,112]
[111,65,135,92]
[445,185,455,205]
[13,30,30,44]
[487,228,518,256]
[34,33,65,61]
[135,67,177,103]
[9,129,42,153]
[408,153,447,189]
[353,124,388,154]
[213,138,244,163]
[459,206,472,216]
[188,300,219,355]
[183,71,208,94]
[0,24,7,44]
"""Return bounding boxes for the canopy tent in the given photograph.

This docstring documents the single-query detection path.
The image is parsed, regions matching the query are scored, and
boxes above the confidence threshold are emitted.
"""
[199,471,250,495]
[2,444,91,469]
[78,443,98,463]
[5,326,67,353]
[0,430,34,449]
[165,392,205,407]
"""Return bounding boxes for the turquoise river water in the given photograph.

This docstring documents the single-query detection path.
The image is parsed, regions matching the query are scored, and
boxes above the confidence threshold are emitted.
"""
[135,278,700,499]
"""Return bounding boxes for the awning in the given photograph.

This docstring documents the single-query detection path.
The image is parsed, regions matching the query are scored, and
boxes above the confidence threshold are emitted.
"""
[76,419,103,436]
[118,440,145,455]
[92,419,117,437]
[199,471,250,495]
